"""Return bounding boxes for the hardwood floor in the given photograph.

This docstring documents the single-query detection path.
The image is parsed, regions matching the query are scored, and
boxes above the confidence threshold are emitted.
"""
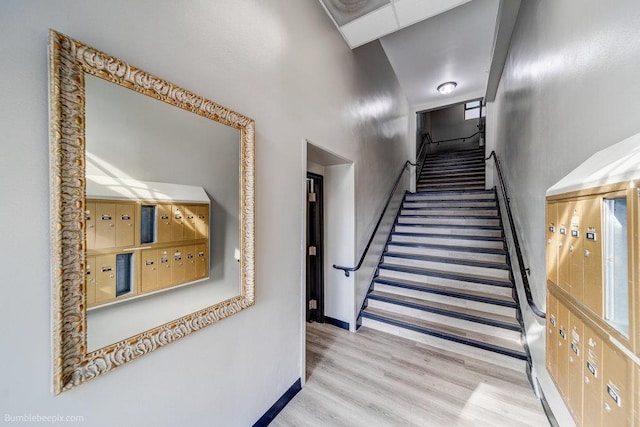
[272,323,549,427]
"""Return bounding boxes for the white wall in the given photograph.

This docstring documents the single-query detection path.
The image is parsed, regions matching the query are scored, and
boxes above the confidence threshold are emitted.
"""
[486,0,640,424]
[0,1,409,425]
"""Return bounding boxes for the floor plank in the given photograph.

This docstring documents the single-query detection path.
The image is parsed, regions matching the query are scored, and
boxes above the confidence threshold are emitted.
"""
[272,323,549,427]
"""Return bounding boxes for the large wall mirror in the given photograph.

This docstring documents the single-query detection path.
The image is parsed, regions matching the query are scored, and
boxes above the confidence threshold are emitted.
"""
[49,30,255,394]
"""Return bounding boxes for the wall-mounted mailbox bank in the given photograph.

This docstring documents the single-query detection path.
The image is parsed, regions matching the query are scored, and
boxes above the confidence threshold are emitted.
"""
[545,133,640,427]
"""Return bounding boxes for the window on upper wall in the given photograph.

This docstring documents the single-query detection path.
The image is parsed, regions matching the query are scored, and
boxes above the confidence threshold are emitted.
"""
[464,100,485,120]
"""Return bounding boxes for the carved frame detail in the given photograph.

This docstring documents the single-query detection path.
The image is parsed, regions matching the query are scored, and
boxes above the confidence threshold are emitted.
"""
[49,30,255,394]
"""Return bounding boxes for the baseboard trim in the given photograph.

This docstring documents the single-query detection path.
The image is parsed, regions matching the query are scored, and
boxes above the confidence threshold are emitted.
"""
[537,379,560,427]
[324,316,350,330]
[252,378,302,427]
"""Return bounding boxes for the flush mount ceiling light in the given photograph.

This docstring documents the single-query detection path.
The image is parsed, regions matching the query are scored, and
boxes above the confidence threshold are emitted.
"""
[437,81,457,95]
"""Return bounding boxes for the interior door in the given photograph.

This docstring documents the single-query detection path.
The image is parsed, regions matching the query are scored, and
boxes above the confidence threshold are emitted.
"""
[306,173,324,323]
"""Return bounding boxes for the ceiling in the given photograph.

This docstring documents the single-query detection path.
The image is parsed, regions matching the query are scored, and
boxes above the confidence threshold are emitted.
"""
[319,0,516,111]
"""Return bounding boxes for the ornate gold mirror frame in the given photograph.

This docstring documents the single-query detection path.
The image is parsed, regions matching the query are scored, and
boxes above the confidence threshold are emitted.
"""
[49,30,255,394]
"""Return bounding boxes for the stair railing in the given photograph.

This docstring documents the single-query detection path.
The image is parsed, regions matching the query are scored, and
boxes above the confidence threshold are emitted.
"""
[486,150,546,319]
[430,131,480,146]
[416,133,431,179]
[333,160,414,277]
[333,134,433,277]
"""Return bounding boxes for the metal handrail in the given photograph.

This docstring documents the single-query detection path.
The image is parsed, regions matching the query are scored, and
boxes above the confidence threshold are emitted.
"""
[486,151,546,318]
[430,131,480,145]
[333,160,414,277]
[416,133,432,179]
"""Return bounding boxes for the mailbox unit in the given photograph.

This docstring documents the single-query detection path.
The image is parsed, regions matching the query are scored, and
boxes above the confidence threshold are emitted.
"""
[545,135,640,426]
[85,176,210,309]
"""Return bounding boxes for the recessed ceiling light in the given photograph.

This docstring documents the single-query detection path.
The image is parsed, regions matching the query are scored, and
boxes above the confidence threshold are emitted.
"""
[437,81,457,95]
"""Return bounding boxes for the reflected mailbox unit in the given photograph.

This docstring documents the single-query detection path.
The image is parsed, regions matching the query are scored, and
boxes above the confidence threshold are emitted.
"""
[86,177,210,309]
[545,140,640,427]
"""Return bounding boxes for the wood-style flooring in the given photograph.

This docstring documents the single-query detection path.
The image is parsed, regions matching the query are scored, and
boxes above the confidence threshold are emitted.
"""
[272,322,549,427]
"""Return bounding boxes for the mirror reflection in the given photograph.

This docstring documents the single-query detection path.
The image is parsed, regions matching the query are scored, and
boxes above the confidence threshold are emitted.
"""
[84,74,241,351]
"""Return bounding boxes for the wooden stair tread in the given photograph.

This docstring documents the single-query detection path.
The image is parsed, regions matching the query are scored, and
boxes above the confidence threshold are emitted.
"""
[362,306,525,355]
[379,262,512,287]
[369,290,520,328]
[383,251,510,271]
[387,241,507,255]
[374,276,516,305]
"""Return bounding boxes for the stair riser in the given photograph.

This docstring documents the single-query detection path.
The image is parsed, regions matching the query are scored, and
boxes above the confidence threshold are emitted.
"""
[360,317,527,372]
[403,201,496,209]
[397,216,500,227]
[427,152,484,160]
[418,180,486,187]
[382,256,511,280]
[366,299,522,341]
[405,192,494,201]
[385,244,506,263]
[377,268,513,296]
[419,173,485,181]
[401,208,498,216]
[393,225,502,238]
[420,171,485,179]
[424,159,485,167]
[419,180,485,187]
[417,185,487,192]
[422,169,485,177]
[422,165,485,173]
[391,233,504,248]
[373,282,517,317]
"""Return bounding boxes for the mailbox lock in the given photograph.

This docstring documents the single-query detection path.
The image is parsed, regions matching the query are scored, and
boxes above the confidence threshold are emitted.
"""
[584,250,590,257]
[569,245,574,252]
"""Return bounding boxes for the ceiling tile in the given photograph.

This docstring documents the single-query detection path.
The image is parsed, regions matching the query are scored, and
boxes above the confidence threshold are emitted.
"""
[341,5,398,48]
[321,0,390,26]
[392,0,471,28]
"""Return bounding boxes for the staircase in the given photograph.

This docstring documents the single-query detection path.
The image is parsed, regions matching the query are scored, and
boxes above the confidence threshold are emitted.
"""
[360,148,528,372]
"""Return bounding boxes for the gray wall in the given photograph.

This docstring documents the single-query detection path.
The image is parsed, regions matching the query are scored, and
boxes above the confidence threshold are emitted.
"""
[0,1,409,425]
[486,0,640,423]
[430,103,479,143]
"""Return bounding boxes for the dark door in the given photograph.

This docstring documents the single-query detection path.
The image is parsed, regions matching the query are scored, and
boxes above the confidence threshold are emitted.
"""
[306,172,324,323]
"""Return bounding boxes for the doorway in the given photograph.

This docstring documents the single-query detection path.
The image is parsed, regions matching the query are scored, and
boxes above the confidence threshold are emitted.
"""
[306,172,324,323]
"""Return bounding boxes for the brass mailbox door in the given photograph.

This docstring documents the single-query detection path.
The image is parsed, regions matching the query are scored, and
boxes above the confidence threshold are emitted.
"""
[95,202,116,249]
[558,201,572,292]
[157,204,172,243]
[95,254,116,303]
[582,196,603,316]
[547,202,559,285]
[195,205,209,240]
[171,246,186,285]
[569,201,584,302]
[172,205,185,241]
[85,201,96,250]
[85,255,96,306]
[140,249,159,293]
[115,203,135,247]
[183,205,197,241]
[196,243,208,279]
[583,324,603,427]
[546,292,559,381]
[602,344,632,426]
[568,314,584,424]
[184,245,197,283]
[557,300,570,396]
[157,249,173,288]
